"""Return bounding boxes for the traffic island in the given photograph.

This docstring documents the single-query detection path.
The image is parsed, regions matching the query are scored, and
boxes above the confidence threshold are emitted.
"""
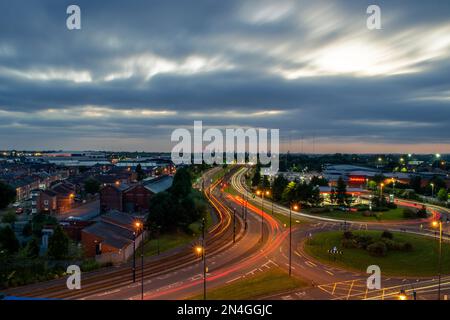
[303,230,450,277]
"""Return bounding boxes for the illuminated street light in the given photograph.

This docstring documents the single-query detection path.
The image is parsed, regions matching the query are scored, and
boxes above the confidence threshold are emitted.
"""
[430,183,435,198]
[288,203,299,277]
[432,220,443,300]
[256,189,270,242]
[195,245,203,255]
[398,290,407,300]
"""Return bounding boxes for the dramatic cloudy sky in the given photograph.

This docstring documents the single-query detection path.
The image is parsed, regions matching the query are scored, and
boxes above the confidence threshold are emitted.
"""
[1,0,450,153]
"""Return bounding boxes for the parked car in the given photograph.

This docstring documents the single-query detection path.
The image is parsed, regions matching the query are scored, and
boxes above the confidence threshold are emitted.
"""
[15,207,24,215]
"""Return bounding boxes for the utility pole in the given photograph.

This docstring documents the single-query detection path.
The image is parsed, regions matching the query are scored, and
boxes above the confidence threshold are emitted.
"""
[141,225,144,300]
[289,204,292,276]
[202,217,207,300]
[233,208,236,243]
[132,231,136,283]
[261,192,264,242]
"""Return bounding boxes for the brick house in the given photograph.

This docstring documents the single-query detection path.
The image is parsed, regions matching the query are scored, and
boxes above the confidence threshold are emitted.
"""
[81,211,145,263]
[123,184,153,212]
[99,175,174,214]
[100,183,130,213]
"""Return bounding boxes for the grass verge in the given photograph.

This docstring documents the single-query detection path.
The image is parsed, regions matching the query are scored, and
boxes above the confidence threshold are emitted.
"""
[188,268,307,300]
[304,230,450,277]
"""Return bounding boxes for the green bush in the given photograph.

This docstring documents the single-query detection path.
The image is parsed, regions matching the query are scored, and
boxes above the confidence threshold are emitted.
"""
[341,238,356,248]
[354,234,374,249]
[402,242,413,252]
[367,241,387,257]
[381,230,393,239]
[343,231,354,239]
[403,208,417,219]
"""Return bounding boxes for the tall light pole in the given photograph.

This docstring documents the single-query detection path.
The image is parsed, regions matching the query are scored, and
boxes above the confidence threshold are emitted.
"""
[233,208,236,243]
[289,203,299,276]
[431,183,435,198]
[195,218,207,300]
[256,190,270,242]
[133,221,144,299]
[132,230,136,283]
[140,223,144,300]
[432,220,442,300]
[380,183,384,198]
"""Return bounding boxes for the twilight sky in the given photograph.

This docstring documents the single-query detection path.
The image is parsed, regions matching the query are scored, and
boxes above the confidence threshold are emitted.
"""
[1,0,450,153]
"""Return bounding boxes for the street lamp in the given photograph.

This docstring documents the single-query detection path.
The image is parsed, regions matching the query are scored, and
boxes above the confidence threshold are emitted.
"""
[432,219,443,300]
[133,221,145,300]
[132,222,141,283]
[398,289,408,300]
[194,218,207,300]
[256,189,270,242]
[289,203,299,276]
[430,183,435,198]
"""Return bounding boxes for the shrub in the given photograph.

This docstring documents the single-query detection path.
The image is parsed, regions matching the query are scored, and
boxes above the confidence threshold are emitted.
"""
[362,211,374,217]
[341,238,356,248]
[343,231,354,239]
[381,239,403,251]
[354,234,374,249]
[381,230,393,239]
[403,208,416,219]
[386,202,397,209]
[417,207,428,218]
[402,242,413,252]
[367,241,387,257]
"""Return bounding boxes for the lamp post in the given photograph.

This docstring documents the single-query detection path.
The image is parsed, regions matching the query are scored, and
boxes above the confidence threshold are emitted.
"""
[256,190,270,242]
[132,231,137,283]
[233,208,236,243]
[431,183,435,198]
[195,218,207,300]
[432,220,443,300]
[289,203,299,276]
[156,225,161,255]
[140,223,144,300]
[380,183,384,198]
[133,221,144,299]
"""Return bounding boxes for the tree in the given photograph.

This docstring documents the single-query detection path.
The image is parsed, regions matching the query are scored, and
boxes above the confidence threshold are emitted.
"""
[329,187,337,204]
[272,175,288,202]
[310,176,328,187]
[84,178,101,194]
[25,237,40,258]
[1,211,17,224]
[251,166,261,187]
[437,188,448,202]
[48,226,69,260]
[170,167,192,198]
[336,177,349,206]
[0,225,20,254]
[135,164,145,181]
[409,176,422,193]
[281,181,296,204]
[0,181,16,209]
[22,222,32,237]
[147,191,179,231]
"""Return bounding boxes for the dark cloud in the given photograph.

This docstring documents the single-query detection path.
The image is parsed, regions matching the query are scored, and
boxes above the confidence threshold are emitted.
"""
[0,0,449,151]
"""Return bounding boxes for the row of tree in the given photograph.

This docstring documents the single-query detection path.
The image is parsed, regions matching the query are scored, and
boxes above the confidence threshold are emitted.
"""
[146,167,207,233]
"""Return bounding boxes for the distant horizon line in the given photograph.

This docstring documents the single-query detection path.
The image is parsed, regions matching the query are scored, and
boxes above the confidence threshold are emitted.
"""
[0,149,447,156]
